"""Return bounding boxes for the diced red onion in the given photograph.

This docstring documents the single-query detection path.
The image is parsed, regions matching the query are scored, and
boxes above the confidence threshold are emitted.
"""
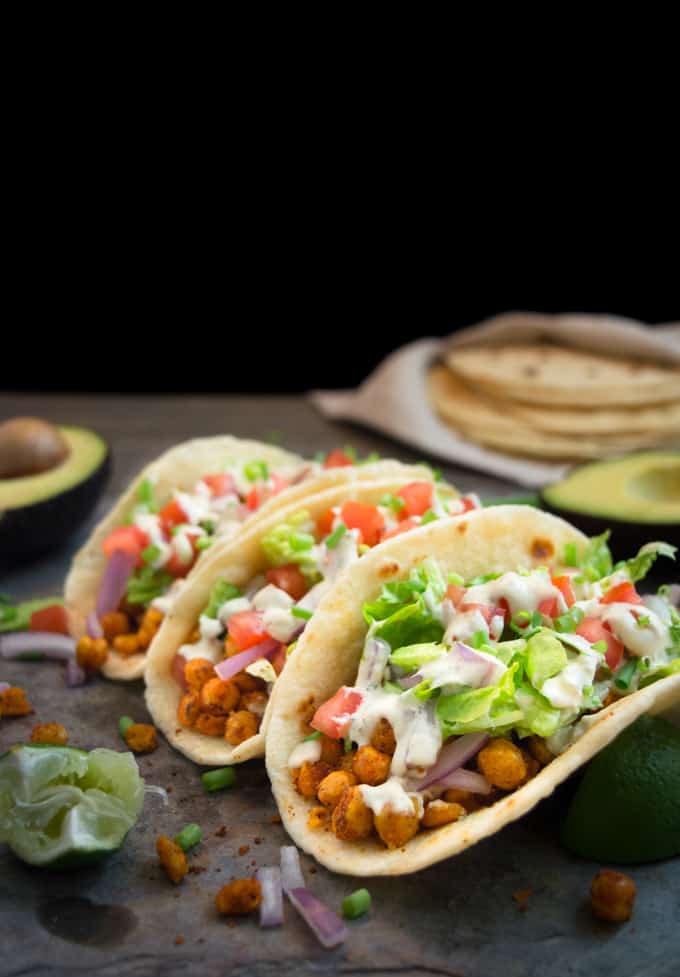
[86,611,103,639]
[0,632,77,661]
[356,636,391,690]
[413,732,488,791]
[399,672,422,690]
[437,767,491,795]
[214,639,279,681]
[280,845,305,893]
[96,550,137,617]
[0,681,9,693]
[65,659,87,687]
[256,866,284,927]
[286,888,348,949]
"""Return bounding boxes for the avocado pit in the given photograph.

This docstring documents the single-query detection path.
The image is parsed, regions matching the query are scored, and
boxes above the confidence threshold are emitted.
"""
[0,418,69,479]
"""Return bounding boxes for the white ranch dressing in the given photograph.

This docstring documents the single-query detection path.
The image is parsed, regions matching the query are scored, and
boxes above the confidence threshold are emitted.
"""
[541,650,600,709]
[598,602,670,665]
[217,597,252,627]
[444,608,489,643]
[464,571,564,616]
[416,647,507,695]
[360,778,418,816]
[179,635,222,663]
[199,615,223,640]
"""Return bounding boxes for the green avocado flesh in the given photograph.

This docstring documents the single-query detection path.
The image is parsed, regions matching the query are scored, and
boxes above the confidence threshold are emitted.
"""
[0,427,107,510]
[542,452,680,524]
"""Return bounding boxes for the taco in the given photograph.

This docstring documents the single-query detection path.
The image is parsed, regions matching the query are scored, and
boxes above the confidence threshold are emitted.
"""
[144,473,475,764]
[265,505,680,875]
[64,436,418,681]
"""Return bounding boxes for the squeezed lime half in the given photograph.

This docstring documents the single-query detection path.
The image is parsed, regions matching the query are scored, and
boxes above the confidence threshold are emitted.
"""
[0,744,144,868]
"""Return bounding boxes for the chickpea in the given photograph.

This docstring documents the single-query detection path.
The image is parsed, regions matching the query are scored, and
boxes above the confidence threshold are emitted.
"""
[319,734,343,767]
[352,745,391,786]
[199,677,240,715]
[31,723,68,745]
[421,800,466,828]
[331,785,373,841]
[307,806,329,830]
[187,627,201,643]
[215,879,262,916]
[240,691,268,717]
[136,628,154,651]
[477,738,527,790]
[591,869,636,922]
[370,718,397,756]
[317,770,357,808]
[233,672,265,693]
[100,610,130,641]
[338,752,356,774]
[0,686,33,717]
[224,637,241,658]
[373,799,420,849]
[76,636,108,671]
[443,788,483,812]
[526,735,554,767]
[142,607,164,630]
[177,691,200,727]
[184,657,215,692]
[521,751,540,784]
[296,760,332,799]
[124,723,157,754]
[195,713,227,737]
[156,835,188,884]
[225,710,259,746]
[113,634,140,656]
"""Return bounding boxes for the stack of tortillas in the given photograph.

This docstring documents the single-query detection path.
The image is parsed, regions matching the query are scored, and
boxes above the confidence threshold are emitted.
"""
[429,343,680,461]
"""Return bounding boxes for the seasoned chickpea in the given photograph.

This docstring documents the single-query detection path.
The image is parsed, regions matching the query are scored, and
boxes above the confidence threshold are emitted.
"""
[591,869,636,922]
[31,723,68,745]
[142,607,164,630]
[113,634,140,656]
[443,788,482,812]
[374,799,420,849]
[338,752,356,774]
[370,718,397,756]
[187,627,201,643]
[478,738,527,790]
[421,800,466,828]
[240,691,268,717]
[178,691,200,727]
[136,628,154,651]
[124,722,157,753]
[331,785,373,841]
[156,835,188,884]
[319,734,343,767]
[76,636,108,671]
[224,637,241,658]
[521,751,540,784]
[225,710,259,746]
[184,657,216,692]
[195,713,227,736]
[233,672,265,693]
[307,806,329,830]
[0,686,33,717]
[199,677,240,715]
[352,745,391,786]
[215,879,262,916]
[317,770,357,808]
[100,610,130,641]
[296,760,332,799]
[526,735,554,767]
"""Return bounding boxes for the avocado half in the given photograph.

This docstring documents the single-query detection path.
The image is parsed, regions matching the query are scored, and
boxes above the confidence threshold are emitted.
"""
[0,426,109,561]
[540,451,680,561]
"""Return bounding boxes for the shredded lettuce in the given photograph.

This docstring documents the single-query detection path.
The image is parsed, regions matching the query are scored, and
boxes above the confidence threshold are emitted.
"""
[379,493,405,514]
[0,595,65,633]
[205,579,241,619]
[515,683,562,738]
[389,643,446,669]
[363,573,426,624]
[573,531,613,582]
[127,566,173,607]
[525,631,568,689]
[437,663,522,736]
[244,460,269,482]
[614,541,677,584]
[374,600,443,650]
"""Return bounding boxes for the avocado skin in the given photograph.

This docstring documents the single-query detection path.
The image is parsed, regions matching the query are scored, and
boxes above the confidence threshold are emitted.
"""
[0,450,109,562]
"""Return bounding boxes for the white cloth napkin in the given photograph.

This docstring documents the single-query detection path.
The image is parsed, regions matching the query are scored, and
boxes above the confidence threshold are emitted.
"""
[310,313,680,489]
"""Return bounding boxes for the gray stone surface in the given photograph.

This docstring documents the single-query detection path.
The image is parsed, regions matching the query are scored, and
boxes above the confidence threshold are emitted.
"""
[1,394,678,977]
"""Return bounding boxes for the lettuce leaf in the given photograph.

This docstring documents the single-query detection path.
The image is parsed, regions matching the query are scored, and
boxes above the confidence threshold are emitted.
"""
[614,541,677,584]
[436,663,522,736]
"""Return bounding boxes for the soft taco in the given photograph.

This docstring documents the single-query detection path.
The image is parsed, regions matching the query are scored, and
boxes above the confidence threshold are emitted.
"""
[265,505,680,876]
[144,473,476,764]
[64,436,420,681]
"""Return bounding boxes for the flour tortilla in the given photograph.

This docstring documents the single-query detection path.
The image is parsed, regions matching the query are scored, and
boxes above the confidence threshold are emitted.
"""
[144,472,457,764]
[65,431,426,681]
[265,505,680,876]
[445,345,680,407]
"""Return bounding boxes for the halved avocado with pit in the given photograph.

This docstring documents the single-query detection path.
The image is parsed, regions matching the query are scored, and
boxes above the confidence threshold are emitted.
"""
[541,451,680,560]
[0,425,109,560]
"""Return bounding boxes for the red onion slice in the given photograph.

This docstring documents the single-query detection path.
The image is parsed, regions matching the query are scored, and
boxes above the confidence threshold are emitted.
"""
[65,659,87,687]
[0,681,9,693]
[280,845,305,892]
[437,767,491,795]
[413,732,488,791]
[0,632,77,661]
[86,611,103,639]
[96,551,137,617]
[286,888,348,949]
[214,639,279,681]
[256,866,284,927]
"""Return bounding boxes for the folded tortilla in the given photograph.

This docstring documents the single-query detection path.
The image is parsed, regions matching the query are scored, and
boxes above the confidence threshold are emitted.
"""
[265,505,680,875]
[144,469,455,763]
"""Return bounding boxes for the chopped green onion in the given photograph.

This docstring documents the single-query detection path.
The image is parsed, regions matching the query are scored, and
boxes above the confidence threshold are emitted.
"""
[244,460,269,482]
[592,640,608,655]
[447,572,464,585]
[379,493,406,514]
[174,823,202,851]
[420,509,438,525]
[304,730,322,742]
[615,659,638,690]
[342,888,371,919]
[636,615,651,629]
[196,537,213,552]
[555,606,584,633]
[510,610,542,634]
[200,519,216,534]
[313,450,326,463]
[358,451,380,464]
[343,735,353,754]
[137,479,158,512]
[470,629,489,649]
[343,445,357,461]
[290,531,315,551]
[142,544,161,565]
[205,580,241,618]
[119,716,135,737]
[325,524,347,549]
[291,606,313,621]
[201,767,236,792]
[358,543,370,555]
[564,542,579,567]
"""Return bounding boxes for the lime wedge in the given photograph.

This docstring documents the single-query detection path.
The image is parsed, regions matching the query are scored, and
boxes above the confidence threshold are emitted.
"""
[561,715,680,863]
[0,744,144,868]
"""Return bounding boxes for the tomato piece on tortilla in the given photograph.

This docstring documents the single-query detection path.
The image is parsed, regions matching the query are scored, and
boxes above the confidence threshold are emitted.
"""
[159,498,188,533]
[324,449,354,469]
[538,597,560,619]
[312,687,364,738]
[551,575,575,608]
[228,610,269,651]
[601,582,642,606]
[202,473,235,497]
[340,501,385,547]
[29,605,69,635]
[102,525,149,563]
[381,518,419,541]
[397,481,433,519]
[577,618,624,670]
[266,564,309,601]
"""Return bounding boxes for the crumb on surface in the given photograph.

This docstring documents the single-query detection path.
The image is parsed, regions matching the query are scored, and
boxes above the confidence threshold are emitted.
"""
[270,815,282,824]
[174,936,184,946]
[238,845,250,856]
[215,825,227,837]
[513,888,532,911]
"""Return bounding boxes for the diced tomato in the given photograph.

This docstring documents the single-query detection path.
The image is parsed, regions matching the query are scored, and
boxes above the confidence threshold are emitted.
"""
[311,686,364,738]
[538,597,560,619]
[266,564,309,601]
[551,575,575,608]
[269,473,289,496]
[459,495,478,513]
[270,643,288,676]
[316,508,336,539]
[171,653,189,691]
[381,518,419,541]
[164,530,202,578]
[102,525,149,563]
[576,617,624,670]
[159,498,188,533]
[246,486,261,511]
[202,473,235,497]
[228,610,270,651]
[397,481,434,520]
[29,604,69,635]
[323,449,354,469]
[601,582,643,606]
[458,602,504,625]
[444,584,466,607]
[340,501,385,548]
[497,597,510,622]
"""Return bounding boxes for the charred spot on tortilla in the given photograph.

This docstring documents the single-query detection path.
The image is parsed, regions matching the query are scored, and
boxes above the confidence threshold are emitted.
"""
[523,366,538,377]
[457,521,468,534]
[530,537,554,560]
[378,559,401,579]
[296,694,316,732]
